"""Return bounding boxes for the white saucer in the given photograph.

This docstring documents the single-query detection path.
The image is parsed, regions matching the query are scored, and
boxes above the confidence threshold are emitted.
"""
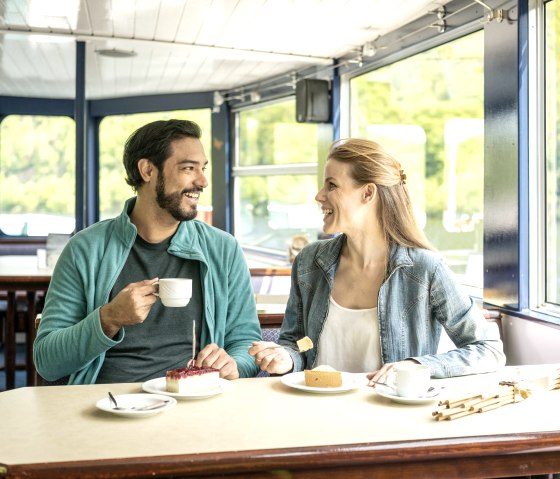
[373,384,442,404]
[142,377,232,400]
[281,371,368,394]
[96,393,177,418]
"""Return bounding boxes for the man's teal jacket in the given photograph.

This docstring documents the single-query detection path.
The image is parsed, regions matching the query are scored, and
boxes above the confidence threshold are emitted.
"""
[34,198,261,384]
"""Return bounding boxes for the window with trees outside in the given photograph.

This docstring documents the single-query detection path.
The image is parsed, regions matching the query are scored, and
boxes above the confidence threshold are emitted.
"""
[233,99,325,266]
[349,31,484,291]
[0,115,76,236]
[545,0,560,306]
[99,109,212,224]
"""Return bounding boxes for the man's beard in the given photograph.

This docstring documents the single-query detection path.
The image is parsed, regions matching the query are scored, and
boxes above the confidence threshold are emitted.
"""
[155,173,199,222]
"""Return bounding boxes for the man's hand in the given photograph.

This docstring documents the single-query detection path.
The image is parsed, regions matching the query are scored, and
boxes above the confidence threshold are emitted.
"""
[99,278,158,338]
[195,344,239,380]
[248,341,294,375]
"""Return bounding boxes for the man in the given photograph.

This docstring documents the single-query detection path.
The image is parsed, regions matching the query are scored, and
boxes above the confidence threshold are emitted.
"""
[34,119,261,384]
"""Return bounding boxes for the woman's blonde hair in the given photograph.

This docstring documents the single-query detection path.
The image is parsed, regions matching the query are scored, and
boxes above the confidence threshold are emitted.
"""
[327,138,434,251]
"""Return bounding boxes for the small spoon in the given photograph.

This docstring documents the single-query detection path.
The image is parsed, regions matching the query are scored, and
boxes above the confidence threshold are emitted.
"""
[107,392,170,411]
[367,379,392,388]
[108,391,121,409]
[368,380,441,393]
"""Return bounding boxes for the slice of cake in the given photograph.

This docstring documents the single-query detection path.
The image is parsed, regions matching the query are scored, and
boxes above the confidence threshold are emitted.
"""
[166,366,220,393]
[297,336,314,352]
[304,365,343,388]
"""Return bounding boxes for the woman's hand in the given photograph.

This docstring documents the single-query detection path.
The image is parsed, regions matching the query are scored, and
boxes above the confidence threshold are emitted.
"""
[366,359,418,386]
[248,341,293,375]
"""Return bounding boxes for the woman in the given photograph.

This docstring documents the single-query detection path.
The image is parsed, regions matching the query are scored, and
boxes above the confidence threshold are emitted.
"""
[249,138,505,382]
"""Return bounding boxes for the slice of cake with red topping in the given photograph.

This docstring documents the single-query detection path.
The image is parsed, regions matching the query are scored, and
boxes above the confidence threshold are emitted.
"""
[166,366,220,393]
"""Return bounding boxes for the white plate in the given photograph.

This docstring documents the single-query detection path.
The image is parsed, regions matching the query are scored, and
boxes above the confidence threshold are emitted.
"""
[142,377,232,400]
[96,393,177,418]
[280,371,368,394]
[373,384,442,404]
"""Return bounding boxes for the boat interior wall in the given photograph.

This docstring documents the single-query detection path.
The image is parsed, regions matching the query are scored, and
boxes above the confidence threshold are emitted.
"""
[501,315,560,365]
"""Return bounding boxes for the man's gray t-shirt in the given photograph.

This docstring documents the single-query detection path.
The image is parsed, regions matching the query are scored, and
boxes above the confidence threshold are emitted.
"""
[96,234,202,383]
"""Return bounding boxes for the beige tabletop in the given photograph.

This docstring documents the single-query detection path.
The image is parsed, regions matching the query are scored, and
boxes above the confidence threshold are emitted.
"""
[1,365,560,468]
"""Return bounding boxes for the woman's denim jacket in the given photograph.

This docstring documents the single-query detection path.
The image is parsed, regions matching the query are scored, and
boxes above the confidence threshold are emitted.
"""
[279,234,505,378]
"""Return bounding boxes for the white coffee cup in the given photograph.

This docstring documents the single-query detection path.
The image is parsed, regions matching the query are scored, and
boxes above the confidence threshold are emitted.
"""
[156,278,192,307]
[392,363,431,398]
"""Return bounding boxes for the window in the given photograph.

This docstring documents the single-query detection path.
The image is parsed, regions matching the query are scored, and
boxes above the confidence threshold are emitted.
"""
[0,115,75,236]
[349,31,484,290]
[545,0,560,306]
[233,100,326,266]
[98,109,212,223]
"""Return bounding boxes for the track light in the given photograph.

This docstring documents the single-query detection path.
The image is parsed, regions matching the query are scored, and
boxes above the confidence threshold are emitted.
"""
[362,41,376,58]
[212,91,225,112]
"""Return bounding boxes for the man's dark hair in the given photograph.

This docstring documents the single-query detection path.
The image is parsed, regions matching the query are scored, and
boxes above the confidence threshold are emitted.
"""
[123,119,202,191]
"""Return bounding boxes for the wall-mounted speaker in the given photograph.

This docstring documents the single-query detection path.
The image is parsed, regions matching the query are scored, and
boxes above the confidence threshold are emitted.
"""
[295,79,331,123]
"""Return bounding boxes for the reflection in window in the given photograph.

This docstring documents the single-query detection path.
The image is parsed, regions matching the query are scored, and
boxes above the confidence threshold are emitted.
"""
[234,100,324,266]
[99,110,212,223]
[0,115,76,236]
[545,0,560,305]
[235,174,321,251]
[350,31,484,289]
[238,107,320,167]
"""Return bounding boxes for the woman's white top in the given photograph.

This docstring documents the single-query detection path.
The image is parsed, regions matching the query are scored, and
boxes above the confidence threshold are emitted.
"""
[315,295,381,373]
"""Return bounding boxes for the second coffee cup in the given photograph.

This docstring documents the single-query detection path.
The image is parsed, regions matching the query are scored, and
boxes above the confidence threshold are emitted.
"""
[156,278,192,307]
[392,363,431,398]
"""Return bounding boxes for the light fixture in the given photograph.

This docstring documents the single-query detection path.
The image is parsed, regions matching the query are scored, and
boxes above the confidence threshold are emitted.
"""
[362,41,376,58]
[95,48,137,58]
[429,7,446,33]
[212,91,225,113]
[213,91,224,107]
[249,91,261,102]
[291,72,298,90]
[348,49,364,67]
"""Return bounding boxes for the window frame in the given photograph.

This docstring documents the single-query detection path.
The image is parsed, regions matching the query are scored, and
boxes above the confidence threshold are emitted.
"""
[530,0,560,321]
[338,27,486,297]
[0,113,76,239]
[231,97,323,262]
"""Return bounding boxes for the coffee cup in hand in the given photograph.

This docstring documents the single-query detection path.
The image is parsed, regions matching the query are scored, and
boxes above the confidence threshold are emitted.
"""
[391,363,431,398]
[156,278,192,307]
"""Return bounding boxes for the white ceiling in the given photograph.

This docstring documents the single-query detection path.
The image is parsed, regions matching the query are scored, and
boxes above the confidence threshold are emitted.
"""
[0,0,451,100]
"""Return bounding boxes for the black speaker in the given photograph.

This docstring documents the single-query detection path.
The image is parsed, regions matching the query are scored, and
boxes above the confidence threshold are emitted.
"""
[295,79,331,123]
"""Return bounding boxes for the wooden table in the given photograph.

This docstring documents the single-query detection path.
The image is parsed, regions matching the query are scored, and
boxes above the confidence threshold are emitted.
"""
[0,255,51,389]
[256,302,286,328]
[1,366,559,478]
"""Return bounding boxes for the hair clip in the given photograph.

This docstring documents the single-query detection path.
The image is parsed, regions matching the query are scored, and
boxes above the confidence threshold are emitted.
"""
[399,169,407,186]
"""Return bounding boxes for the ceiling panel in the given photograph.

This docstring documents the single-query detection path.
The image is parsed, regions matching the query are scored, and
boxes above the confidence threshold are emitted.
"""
[195,0,239,46]
[74,0,93,34]
[154,1,186,42]
[133,0,163,40]
[174,0,210,45]
[220,0,267,50]
[3,0,26,27]
[0,0,453,100]
[85,0,111,35]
